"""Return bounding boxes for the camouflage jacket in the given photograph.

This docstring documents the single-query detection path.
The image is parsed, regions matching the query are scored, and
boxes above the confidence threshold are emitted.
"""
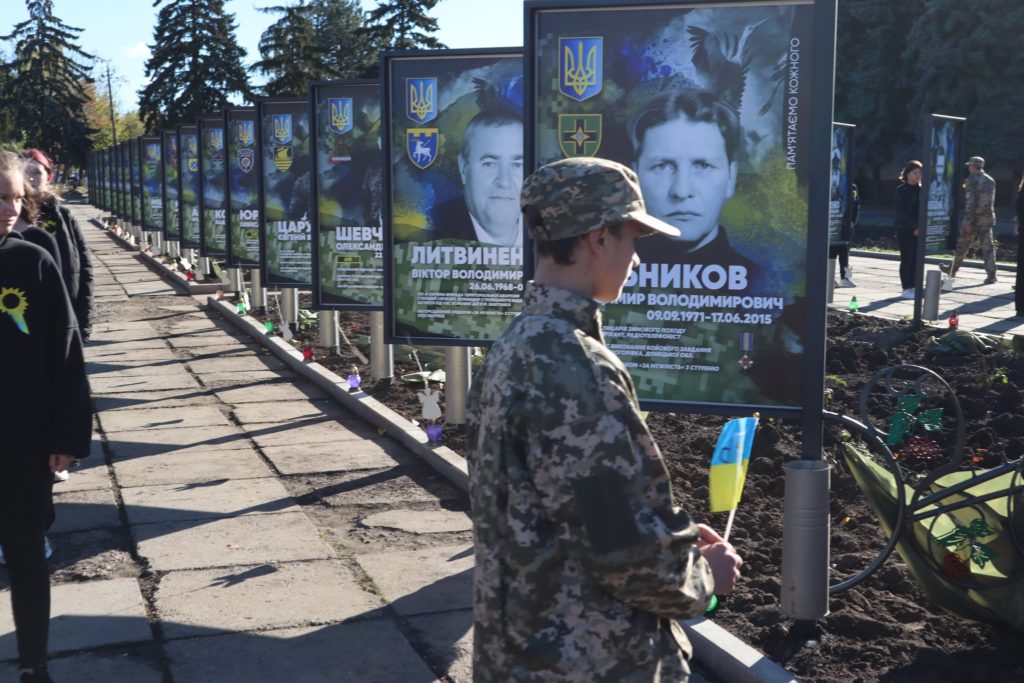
[466,282,714,683]
[963,171,996,224]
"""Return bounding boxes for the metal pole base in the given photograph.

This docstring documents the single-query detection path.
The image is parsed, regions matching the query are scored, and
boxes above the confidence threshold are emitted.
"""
[780,460,831,620]
[444,346,471,425]
[923,269,941,321]
[251,269,266,314]
[369,311,393,381]
[319,311,339,349]
[280,287,299,334]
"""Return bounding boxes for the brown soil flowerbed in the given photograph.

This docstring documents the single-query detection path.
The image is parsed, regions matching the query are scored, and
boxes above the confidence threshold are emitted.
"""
[261,302,1024,682]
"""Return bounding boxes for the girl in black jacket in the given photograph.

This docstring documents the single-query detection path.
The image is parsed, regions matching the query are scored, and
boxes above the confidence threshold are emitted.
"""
[0,151,91,683]
[895,160,923,298]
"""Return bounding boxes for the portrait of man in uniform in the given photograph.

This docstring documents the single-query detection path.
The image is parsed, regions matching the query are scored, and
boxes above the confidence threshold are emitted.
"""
[430,108,524,247]
[929,140,950,216]
[628,88,759,288]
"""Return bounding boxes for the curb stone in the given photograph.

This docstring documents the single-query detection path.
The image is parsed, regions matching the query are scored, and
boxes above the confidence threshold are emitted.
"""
[205,296,798,683]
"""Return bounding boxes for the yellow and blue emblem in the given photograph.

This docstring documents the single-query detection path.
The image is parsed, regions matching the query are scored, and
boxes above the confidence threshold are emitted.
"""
[0,287,30,335]
[559,37,603,102]
[186,134,198,156]
[210,128,225,151]
[407,128,438,170]
[272,114,293,145]
[558,114,602,158]
[274,145,293,173]
[237,120,255,147]
[329,98,354,135]
[406,77,438,125]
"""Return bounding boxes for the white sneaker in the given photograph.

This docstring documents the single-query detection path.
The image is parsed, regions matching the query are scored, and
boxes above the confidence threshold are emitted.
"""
[53,469,69,483]
[901,289,915,299]
[840,278,857,288]
[941,278,955,292]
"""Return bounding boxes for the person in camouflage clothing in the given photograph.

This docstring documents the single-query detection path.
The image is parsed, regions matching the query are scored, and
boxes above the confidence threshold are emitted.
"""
[941,156,997,286]
[466,157,743,682]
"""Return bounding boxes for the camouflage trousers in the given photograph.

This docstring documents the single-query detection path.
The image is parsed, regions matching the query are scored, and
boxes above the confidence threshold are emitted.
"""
[950,219,996,278]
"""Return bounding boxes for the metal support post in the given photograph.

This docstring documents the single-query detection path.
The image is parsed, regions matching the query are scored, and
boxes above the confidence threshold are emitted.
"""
[319,310,338,350]
[923,269,941,321]
[780,460,831,620]
[280,287,299,334]
[445,346,472,425]
[369,311,394,381]
[251,269,266,313]
[826,258,836,304]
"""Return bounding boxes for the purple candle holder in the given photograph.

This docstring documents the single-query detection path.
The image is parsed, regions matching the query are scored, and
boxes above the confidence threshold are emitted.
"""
[425,423,443,442]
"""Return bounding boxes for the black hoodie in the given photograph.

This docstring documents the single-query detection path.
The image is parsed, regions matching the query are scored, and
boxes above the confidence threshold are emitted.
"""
[0,231,91,471]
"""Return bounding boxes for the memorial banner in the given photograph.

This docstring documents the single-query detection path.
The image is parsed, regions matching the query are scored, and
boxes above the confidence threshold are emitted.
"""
[256,97,313,286]
[199,115,229,257]
[829,123,854,246]
[120,142,131,221]
[100,148,109,211]
[225,107,261,268]
[130,138,142,225]
[162,129,181,240]
[529,0,832,411]
[922,114,965,255]
[383,49,524,344]
[178,124,202,249]
[113,142,124,219]
[311,80,384,310]
[140,136,163,232]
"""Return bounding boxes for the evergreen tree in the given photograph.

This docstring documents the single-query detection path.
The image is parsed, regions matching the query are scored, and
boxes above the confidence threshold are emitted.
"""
[903,0,1024,176]
[361,0,446,68]
[310,0,375,80]
[1,0,96,166]
[138,0,252,132]
[252,2,332,96]
[834,0,925,201]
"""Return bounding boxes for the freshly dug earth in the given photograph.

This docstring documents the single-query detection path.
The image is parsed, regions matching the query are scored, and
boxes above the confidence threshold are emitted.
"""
[279,306,1024,682]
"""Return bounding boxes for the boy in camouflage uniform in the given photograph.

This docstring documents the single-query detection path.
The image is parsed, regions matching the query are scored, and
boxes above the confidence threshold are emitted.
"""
[941,156,997,286]
[466,157,743,682]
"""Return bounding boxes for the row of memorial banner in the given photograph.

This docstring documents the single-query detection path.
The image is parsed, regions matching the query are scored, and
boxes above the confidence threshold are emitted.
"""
[88,0,838,416]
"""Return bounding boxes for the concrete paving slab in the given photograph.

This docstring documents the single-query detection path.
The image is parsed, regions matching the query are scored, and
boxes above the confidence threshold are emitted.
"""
[87,363,195,380]
[193,371,300,386]
[405,609,473,683]
[98,405,232,433]
[104,425,248,459]
[157,560,382,639]
[57,456,111,493]
[166,333,248,348]
[122,477,298,525]
[0,578,151,659]
[123,283,179,297]
[89,372,201,394]
[261,439,408,475]
[362,510,472,535]
[212,381,329,404]
[82,338,168,351]
[92,388,215,412]
[133,511,334,571]
[252,421,378,447]
[186,356,288,372]
[314,469,463,507]
[85,347,178,364]
[92,321,157,332]
[174,344,262,360]
[357,545,473,616]
[0,651,163,682]
[51,487,121,533]
[165,621,437,683]
[231,400,354,425]
[113,448,274,487]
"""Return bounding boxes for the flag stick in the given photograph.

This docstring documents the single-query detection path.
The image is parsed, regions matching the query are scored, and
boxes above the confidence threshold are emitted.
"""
[723,508,737,543]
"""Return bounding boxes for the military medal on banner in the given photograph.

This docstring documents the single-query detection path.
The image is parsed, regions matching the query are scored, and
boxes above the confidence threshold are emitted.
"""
[558,114,602,158]
[739,331,754,370]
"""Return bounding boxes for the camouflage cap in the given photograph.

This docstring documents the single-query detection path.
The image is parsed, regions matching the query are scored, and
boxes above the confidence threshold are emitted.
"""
[521,157,680,241]
[966,156,985,168]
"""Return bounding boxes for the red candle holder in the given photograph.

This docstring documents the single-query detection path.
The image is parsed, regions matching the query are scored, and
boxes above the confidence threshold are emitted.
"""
[302,345,314,361]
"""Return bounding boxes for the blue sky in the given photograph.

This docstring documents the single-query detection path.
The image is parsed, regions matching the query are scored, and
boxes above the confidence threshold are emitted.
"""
[3,0,524,112]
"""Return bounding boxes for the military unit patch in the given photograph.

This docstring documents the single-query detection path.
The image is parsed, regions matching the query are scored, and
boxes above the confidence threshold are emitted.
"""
[558,114,602,158]
[274,144,293,173]
[407,128,438,169]
[236,121,255,173]
[271,114,293,173]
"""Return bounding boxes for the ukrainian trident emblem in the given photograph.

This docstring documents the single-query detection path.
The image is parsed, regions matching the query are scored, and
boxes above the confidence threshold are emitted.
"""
[559,37,603,101]
[210,128,225,151]
[272,114,293,145]
[328,98,353,135]
[406,77,438,125]
[237,120,255,147]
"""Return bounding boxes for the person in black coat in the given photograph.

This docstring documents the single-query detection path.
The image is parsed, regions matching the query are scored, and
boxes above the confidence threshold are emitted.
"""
[21,149,95,340]
[0,151,92,683]
[895,161,923,298]
[1015,179,1024,316]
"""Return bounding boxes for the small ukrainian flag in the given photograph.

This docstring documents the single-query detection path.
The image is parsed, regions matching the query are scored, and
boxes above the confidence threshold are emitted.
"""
[709,417,759,513]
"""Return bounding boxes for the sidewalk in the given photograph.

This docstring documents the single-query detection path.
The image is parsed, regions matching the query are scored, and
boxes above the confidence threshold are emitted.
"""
[833,251,1022,338]
[1,203,474,682]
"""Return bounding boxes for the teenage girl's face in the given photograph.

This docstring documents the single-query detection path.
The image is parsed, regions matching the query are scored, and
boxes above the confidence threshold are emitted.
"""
[23,160,49,193]
[0,170,25,236]
[907,168,922,186]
